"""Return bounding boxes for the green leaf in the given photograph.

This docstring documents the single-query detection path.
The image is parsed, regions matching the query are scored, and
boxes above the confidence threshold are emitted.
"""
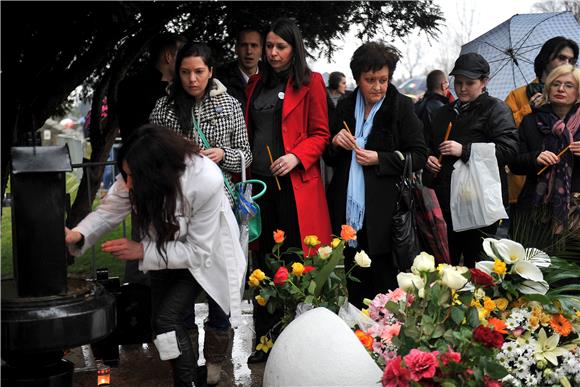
[304,295,314,304]
[458,291,473,306]
[385,301,399,315]
[467,307,480,328]
[307,280,317,295]
[313,250,340,297]
[484,361,508,379]
[451,306,465,326]
[523,293,552,304]
[422,322,435,337]
[432,325,445,338]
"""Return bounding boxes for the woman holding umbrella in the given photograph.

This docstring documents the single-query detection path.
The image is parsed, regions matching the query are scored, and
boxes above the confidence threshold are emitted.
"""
[425,53,519,267]
[509,64,580,235]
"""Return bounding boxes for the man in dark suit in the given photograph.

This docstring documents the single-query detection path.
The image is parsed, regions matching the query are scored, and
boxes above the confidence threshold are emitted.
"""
[215,27,264,110]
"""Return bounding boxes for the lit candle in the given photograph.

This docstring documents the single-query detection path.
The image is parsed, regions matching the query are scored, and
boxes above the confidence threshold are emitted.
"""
[97,361,111,385]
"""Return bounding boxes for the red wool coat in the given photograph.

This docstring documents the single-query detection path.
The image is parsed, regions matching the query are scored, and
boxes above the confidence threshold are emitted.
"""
[245,72,332,250]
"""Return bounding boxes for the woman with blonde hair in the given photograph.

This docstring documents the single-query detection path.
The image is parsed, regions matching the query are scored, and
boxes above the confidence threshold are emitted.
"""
[509,64,580,235]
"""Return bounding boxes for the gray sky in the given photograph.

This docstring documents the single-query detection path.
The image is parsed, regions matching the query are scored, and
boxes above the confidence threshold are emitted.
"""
[309,0,541,84]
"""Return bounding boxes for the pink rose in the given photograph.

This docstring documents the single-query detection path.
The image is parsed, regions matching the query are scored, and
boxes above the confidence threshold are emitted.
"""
[273,266,289,285]
[386,288,407,303]
[382,356,411,387]
[439,346,461,366]
[403,349,439,381]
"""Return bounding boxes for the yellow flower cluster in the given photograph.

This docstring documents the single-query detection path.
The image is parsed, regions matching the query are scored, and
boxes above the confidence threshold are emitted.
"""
[492,259,507,276]
[303,235,321,247]
[248,269,266,288]
[291,262,305,276]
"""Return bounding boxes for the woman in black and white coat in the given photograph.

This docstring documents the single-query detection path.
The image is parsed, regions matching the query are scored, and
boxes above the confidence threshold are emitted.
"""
[150,43,252,207]
[149,42,251,385]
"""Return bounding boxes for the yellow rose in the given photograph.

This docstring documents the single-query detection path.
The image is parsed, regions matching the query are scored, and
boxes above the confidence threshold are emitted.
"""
[483,297,496,312]
[331,238,341,248]
[492,259,507,276]
[291,262,305,276]
[478,307,490,320]
[540,312,552,325]
[248,275,260,287]
[494,298,509,311]
[256,336,273,353]
[255,295,267,306]
[576,310,580,318]
[303,235,321,247]
[251,269,266,282]
[528,315,540,329]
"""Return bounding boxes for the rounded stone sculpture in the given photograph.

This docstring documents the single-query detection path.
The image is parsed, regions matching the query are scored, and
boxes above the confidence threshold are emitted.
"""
[263,307,382,386]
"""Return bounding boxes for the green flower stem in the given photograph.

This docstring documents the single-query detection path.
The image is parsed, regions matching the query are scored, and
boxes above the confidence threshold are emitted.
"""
[287,279,307,299]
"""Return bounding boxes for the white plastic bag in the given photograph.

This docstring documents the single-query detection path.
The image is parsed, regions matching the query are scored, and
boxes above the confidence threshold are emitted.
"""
[450,143,508,232]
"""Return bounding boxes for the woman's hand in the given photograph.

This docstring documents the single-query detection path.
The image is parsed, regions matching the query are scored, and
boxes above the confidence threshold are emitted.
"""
[570,141,580,157]
[426,155,442,174]
[354,148,379,166]
[101,238,144,260]
[65,227,82,245]
[536,150,560,166]
[201,148,225,164]
[332,129,358,151]
[529,92,543,109]
[271,153,300,176]
[439,140,463,157]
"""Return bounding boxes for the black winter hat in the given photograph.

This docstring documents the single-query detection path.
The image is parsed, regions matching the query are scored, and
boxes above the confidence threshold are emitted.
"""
[450,53,490,79]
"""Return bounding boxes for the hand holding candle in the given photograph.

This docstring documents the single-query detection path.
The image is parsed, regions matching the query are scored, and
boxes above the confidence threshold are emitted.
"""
[438,122,453,163]
[266,145,282,191]
[537,145,570,175]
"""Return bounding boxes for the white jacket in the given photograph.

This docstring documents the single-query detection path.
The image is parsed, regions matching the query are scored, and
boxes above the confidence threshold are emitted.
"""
[70,155,246,327]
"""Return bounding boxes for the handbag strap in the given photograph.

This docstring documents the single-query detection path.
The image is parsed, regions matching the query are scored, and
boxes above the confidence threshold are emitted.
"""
[192,114,236,198]
[403,153,413,180]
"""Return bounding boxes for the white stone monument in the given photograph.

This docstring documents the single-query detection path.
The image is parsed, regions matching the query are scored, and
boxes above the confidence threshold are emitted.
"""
[263,307,382,386]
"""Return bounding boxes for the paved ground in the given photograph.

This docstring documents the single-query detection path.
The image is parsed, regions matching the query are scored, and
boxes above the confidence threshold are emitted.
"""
[66,301,265,387]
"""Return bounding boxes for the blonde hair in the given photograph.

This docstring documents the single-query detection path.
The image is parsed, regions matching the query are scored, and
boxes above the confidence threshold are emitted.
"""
[541,64,580,106]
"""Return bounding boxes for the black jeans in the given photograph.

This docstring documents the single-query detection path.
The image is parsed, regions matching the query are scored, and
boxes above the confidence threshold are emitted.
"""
[150,269,199,387]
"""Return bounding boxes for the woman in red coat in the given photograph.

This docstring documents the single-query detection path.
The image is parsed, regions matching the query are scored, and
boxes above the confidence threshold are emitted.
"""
[245,17,331,362]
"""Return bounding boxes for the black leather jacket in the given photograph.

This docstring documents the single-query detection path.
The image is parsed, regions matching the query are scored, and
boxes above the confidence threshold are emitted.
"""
[426,92,519,212]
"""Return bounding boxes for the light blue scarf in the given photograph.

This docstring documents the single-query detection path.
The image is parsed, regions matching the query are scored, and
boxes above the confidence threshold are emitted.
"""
[346,90,385,247]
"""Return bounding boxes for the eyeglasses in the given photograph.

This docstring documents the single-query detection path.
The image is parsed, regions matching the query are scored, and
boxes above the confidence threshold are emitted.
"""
[556,54,577,65]
[550,81,578,91]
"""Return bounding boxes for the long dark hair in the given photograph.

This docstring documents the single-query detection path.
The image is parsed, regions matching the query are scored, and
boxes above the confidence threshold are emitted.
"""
[170,42,215,133]
[534,36,579,79]
[264,18,311,89]
[117,124,200,263]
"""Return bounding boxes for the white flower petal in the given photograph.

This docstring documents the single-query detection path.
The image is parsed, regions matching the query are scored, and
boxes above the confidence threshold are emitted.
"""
[512,261,544,282]
[475,260,494,275]
[495,239,526,264]
[482,238,500,259]
[524,248,551,268]
[516,280,549,295]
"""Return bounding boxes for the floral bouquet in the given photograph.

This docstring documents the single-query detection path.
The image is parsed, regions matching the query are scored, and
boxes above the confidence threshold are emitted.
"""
[471,238,580,386]
[247,225,371,353]
[355,238,580,386]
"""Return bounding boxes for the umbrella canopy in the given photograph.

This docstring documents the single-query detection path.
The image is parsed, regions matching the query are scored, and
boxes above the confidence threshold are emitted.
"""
[459,11,580,100]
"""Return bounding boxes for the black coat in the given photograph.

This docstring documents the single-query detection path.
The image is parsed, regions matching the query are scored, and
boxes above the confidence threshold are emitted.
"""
[324,85,428,255]
[415,91,448,137]
[214,60,266,112]
[508,103,580,206]
[426,92,519,213]
[118,67,169,142]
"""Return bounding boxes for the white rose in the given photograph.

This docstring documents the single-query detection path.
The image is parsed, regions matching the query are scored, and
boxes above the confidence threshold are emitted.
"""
[441,267,468,290]
[354,250,372,268]
[318,246,332,260]
[474,287,485,300]
[397,272,425,292]
[411,252,435,275]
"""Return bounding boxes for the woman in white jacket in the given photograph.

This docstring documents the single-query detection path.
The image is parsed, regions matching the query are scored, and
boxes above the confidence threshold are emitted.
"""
[65,125,245,387]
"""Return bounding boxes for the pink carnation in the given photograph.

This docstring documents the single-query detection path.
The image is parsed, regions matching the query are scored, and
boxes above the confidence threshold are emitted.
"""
[386,288,407,303]
[382,356,411,387]
[439,346,461,366]
[403,349,439,381]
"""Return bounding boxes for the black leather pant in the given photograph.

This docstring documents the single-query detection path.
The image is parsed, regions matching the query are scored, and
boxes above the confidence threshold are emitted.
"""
[150,269,199,387]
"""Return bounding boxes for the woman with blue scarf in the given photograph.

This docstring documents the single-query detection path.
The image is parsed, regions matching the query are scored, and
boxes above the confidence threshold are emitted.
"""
[325,42,428,308]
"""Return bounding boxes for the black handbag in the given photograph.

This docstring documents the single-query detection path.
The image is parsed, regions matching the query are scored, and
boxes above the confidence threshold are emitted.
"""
[392,153,421,271]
